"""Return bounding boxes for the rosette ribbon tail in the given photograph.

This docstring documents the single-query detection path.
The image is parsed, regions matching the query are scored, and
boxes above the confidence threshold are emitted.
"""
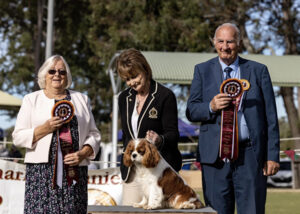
[219,78,249,161]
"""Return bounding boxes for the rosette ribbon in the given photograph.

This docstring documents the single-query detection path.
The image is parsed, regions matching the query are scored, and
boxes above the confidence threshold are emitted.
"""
[219,79,250,161]
[51,100,78,188]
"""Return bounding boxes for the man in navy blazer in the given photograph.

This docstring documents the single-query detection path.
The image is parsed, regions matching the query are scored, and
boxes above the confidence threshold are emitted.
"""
[186,23,280,214]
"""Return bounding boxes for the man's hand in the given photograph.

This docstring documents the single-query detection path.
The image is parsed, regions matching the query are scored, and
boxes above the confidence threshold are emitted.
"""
[263,160,280,176]
[210,93,233,112]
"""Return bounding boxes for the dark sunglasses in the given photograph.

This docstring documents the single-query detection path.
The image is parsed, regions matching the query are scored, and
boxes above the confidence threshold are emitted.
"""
[48,69,67,75]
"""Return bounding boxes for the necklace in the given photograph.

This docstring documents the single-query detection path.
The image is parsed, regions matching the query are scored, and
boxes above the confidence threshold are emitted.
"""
[136,94,148,109]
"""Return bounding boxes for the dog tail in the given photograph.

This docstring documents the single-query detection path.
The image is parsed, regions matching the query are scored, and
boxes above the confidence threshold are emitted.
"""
[194,198,205,209]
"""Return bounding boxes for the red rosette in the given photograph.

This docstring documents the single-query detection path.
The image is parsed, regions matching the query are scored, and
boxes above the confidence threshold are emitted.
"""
[51,100,75,124]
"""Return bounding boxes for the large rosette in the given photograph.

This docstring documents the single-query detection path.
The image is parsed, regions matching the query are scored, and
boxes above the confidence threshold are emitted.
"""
[51,100,75,124]
[219,78,250,161]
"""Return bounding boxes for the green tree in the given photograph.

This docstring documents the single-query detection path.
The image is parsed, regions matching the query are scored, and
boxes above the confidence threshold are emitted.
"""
[0,0,264,141]
[0,0,112,140]
[247,0,300,149]
[1,0,298,146]
[252,0,300,188]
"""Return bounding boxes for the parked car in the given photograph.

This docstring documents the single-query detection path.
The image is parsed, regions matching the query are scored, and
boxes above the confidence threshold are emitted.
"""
[267,157,292,188]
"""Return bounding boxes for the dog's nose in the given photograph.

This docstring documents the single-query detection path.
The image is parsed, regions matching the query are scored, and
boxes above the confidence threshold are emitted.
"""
[132,153,137,158]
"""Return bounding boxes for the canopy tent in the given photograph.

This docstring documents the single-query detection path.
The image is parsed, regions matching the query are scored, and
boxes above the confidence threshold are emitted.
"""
[178,119,199,141]
[0,90,22,108]
[141,52,300,87]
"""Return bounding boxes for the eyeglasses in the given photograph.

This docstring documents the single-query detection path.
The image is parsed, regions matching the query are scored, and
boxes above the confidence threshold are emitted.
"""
[48,69,67,75]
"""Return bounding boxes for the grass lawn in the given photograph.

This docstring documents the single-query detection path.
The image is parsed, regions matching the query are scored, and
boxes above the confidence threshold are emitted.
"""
[265,189,300,214]
[197,189,300,214]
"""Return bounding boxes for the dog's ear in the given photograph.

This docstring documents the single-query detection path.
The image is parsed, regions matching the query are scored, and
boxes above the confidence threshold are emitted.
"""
[142,140,160,168]
[123,141,134,167]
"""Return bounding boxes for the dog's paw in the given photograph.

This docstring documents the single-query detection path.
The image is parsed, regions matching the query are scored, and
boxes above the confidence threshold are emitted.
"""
[178,203,197,209]
[174,199,205,209]
[143,205,154,210]
[143,204,161,210]
[133,203,143,208]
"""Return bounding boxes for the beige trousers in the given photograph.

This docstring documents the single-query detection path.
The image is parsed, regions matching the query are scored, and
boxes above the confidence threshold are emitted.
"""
[121,166,143,206]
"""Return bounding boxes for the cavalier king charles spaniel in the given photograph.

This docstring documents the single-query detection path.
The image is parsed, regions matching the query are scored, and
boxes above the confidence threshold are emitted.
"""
[123,138,204,210]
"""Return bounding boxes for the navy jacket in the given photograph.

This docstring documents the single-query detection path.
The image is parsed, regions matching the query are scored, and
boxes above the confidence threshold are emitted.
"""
[186,57,280,166]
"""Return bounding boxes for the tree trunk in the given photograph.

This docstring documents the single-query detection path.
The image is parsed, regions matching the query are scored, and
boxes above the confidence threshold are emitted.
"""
[280,87,300,142]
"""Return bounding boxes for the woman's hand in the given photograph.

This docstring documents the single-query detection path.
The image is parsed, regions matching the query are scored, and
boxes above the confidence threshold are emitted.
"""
[45,116,64,133]
[33,117,63,143]
[146,130,162,147]
[64,145,93,166]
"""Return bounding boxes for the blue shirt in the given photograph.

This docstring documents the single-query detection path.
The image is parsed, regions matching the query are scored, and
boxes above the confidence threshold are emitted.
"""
[218,57,250,142]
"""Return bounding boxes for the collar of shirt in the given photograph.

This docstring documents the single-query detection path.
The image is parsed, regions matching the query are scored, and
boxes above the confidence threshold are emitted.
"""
[219,57,239,79]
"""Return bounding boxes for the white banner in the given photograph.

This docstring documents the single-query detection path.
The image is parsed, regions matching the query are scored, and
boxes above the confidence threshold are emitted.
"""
[0,159,25,214]
[88,167,123,206]
[0,160,122,213]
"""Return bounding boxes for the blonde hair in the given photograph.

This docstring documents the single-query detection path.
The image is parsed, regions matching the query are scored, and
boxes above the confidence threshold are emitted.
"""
[37,55,72,89]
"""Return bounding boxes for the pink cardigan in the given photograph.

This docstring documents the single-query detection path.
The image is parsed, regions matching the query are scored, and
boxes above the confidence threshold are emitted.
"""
[12,90,101,165]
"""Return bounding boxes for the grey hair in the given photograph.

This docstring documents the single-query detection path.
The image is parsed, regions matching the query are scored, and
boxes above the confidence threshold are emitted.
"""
[213,23,241,45]
[37,55,72,89]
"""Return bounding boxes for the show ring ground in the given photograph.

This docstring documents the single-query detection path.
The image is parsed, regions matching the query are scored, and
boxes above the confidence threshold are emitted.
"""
[88,205,216,214]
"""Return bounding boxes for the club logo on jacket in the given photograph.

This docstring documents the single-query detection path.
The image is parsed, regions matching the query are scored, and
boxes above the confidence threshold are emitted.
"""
[148,107,158,119]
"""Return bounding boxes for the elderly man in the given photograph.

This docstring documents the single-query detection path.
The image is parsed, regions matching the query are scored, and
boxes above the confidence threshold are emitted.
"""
[186,23,280,214]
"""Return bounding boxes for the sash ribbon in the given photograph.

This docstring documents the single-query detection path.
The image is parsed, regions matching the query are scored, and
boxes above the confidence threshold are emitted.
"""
[51,100,77,188]
[219,79,250,161]
[53,125,79,188]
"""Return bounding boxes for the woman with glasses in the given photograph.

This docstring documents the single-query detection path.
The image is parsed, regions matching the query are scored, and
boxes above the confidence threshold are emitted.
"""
[13,55,101,213]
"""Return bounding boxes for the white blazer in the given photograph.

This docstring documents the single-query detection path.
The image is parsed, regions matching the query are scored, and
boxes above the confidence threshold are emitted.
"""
[12,90,101,165]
